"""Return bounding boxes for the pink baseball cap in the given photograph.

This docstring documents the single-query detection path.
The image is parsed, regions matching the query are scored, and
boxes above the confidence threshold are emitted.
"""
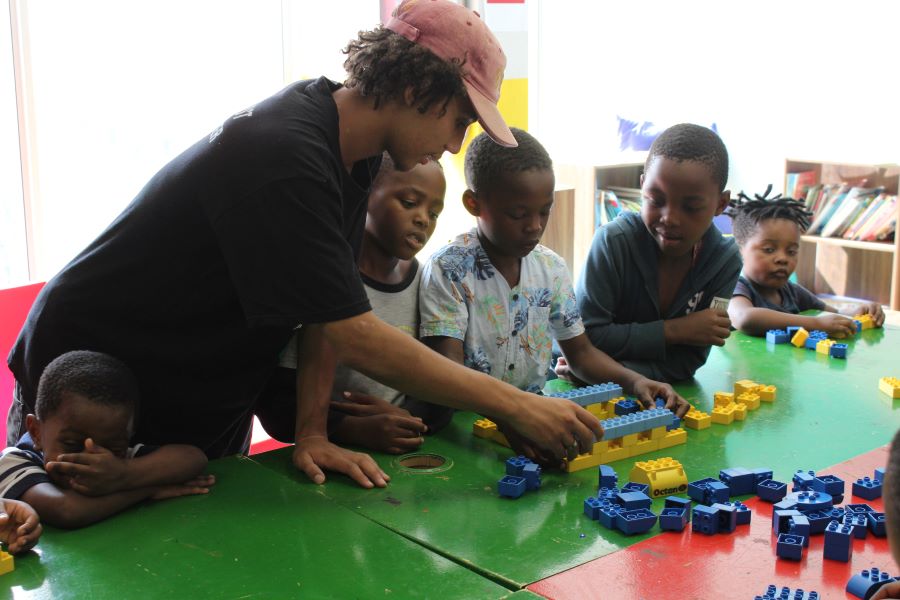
[386,0,517,148]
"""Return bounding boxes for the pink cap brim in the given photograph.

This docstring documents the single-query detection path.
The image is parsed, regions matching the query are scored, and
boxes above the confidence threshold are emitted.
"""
[464,80,517,148]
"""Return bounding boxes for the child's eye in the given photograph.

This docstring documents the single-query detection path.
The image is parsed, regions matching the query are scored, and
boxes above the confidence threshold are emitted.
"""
[400,198,416,208]
[787,249,798,257]
[429,211,440,221]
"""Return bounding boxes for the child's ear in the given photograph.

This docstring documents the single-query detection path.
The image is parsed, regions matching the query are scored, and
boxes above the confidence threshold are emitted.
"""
[462,189,481,217]
[402,85,416,108]
[639,173,645,188]
[714,190,731,216]
[25,414,42,450]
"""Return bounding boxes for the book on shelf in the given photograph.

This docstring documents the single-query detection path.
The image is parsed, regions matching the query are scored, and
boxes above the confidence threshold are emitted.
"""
[786,170,818,201]
[595,187,641,228]
[819,187,882,238]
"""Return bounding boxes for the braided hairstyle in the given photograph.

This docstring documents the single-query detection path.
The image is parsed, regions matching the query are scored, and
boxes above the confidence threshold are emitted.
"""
[726,184,812,246]
[343,27,467,116]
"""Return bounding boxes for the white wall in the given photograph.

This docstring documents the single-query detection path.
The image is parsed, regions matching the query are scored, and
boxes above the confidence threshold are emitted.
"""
[532,0,900,195]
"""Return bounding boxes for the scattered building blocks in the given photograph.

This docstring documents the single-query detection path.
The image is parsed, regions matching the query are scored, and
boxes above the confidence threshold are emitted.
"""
[710,502,737,533]
[846,567,897,599]
[630,457,688,499]
[830,343,848,359]
[659,507,688,531]
[791,491,833,513]
[879,377,900,399]
[498,475,526,498]
[0,550,12,576]
[766,329,789,344]
[683,407,711,430]
[788,515,811,546]
[506,456,528,476]
[776,533,805,560]
[773,498,799,512]
[811,474,845,497]
[853,319,863,333]
[868,512,887,537]
[737,391,761,410]
[474,418,499,440]
[845,503,876,515]
[522,463,541,490]
[875,467,886,482]
[692,505,720,535]
[792,469,816,491]
[713,391,734,406]
[615,491,652,511]
[614,508,657,535]
[621,481,650,495]
[853,476,882,500]
[584,497,603,520]
[824,507,847,522]
[597,486,620,501]
[725,501,751,525]
[688,478,730,505]
[805,510,832,534]
[751,468,774,483]
[598,464,618,490]
[597,503,624,529]
[757,384,776,402]
[758,479,788,502]
[733,379,758,396]
[815,338,835,355]
[719,467,756,496]
[786,325,801,337]
[659,428,688,449]
[710,404,736,425]
[790,327,809,347]
[854,314,876,330]
[824,520,854,562]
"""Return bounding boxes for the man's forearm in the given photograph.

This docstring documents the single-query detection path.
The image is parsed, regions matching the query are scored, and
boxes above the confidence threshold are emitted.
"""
[294,325,338,441]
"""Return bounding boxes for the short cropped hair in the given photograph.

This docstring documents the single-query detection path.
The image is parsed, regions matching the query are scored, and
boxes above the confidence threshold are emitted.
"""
[726,185,812,246]
[35,350,140,421]
[372,152,443,188]
[343,27,467,116]
[646,123,729,192]
[886,427,900,547]
[464,128,552,195]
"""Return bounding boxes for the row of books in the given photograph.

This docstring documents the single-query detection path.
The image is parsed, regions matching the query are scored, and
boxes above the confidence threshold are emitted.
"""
[594,187,641,229]
[801,182,897,242]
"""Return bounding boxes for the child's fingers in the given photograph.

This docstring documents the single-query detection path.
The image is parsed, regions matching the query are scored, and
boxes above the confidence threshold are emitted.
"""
[329,401,376,417]
[46,460,93,476]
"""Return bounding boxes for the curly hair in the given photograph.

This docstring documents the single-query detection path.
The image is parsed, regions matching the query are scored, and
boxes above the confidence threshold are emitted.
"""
[464,128,552,195]
[726,184,812,246]
[36,350,140,421]
[343,27,468,116]
[646,123,729,192]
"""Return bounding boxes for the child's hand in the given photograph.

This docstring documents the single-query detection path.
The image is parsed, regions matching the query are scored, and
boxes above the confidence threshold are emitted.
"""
[853,302,886,327]
[496,421,565,469]
[0,499,42,554]
[338,413,427,454]
[553,357,587,386]
[46,438,130,496]
[813,313,857,338]
[332,391,415,418]
[871,580,900,599]
[667,308,731,347]
[292,436,389,489]
[632,378,690,417]
[150,474,215,501]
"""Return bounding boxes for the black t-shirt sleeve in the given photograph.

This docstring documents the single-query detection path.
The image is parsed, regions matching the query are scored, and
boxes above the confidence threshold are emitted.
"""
[209,177,371,329]
[733,276,754,301]
[792,282,826,312]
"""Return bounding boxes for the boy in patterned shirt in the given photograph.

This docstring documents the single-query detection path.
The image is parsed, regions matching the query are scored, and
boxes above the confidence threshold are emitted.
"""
[419,129,689,461]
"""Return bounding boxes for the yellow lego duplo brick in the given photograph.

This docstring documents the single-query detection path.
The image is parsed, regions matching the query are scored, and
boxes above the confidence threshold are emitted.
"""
[0,550,12,576]
[733,380,757,396]
[816,339,835,355]
[649,426,667,441]
[473,418,497,439]
[586,403,609,419]
[683,408,711,430]
[880,377,900,399]
[757,384,776,402]
[733,403,748,421]
[630,457,689,498]
[791,328,809,347]
[621,433,639,448]
[592,440,610,454]
[711,404,735,425]
[632,437,659,456]
[855,314,876,330]
[601,442,629,463]
[658,428,687,449]
[737,392,761,410]
[713,391,734,407]
[565,452,603,473]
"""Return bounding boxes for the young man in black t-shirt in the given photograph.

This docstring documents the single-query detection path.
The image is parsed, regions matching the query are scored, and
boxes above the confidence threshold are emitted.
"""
[8,0,603,488]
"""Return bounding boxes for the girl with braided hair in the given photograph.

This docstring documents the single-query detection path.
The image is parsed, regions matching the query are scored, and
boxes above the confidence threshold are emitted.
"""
[726,185,884,336]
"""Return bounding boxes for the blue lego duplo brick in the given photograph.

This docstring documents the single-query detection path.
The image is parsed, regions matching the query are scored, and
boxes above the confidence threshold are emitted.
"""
[614,508,657,535]
[852,476,882,500]
[659,507,688,531]
[875,467,885,482]
[868,512,887,537]
[722,501,751,525]
[692,504,720,535]
[843,514,868,539]
[846,567,898,599]
[687,478,717,504]
[597,504,623,529]
[804,337,819,350]
[584,497,602,520]
[614,399,639,415]
[710,503,738,533]
[751,467,774,484]
[498,475,526,498]
[757,479,788,502]
[756,585,820,600]
[790,490,833,513]
[776,533,805,560]
[805,511,831,535]
[621,482,650,495]
[809,330,827,339]
[773,509,803,534]
[830,343,848,359]
[705,481,730,505]
[788,515,811,546]
[522,462,541,490]
[766,329,789,344]
[505,456,528,476]
[824,520,853,562]
[598,464,618,490]
[597,486,620,501]
[615,491,652,511]
[786,325,801,337]
[793,469,816,491]
[845,503,876,515]
[665,496,692,521]
[811,474,845,497]
[719,467,756,496]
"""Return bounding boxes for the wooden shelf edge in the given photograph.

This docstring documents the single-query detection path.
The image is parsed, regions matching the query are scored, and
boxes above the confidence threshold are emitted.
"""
[800,235,896,253]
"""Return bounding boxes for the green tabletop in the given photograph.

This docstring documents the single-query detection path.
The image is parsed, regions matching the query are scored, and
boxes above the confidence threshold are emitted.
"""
[1,455,511,599]
[254,325,900,587]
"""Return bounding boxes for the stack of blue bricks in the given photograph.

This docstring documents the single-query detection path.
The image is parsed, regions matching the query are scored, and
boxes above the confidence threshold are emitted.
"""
[548,382,624,407]
[497,456,541,499]
[599,408,676,438]
[754,584,819,599]
[846,567,898,599]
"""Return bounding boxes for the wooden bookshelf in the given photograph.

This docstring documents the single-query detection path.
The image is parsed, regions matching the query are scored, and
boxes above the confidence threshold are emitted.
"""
[787,159,900,310]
